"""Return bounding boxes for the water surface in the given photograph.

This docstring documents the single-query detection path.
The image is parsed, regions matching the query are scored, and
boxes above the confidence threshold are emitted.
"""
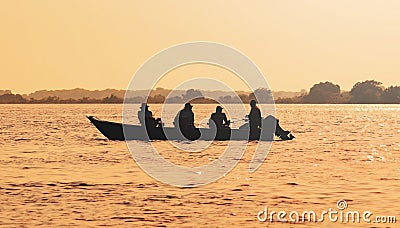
[1,104,399,226]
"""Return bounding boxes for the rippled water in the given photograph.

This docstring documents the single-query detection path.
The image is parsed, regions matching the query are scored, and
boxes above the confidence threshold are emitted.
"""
[1,104,399,227]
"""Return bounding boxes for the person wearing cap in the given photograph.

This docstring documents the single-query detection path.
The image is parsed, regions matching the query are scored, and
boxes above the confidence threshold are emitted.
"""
[248,99,262,140]
[173,102,201,140]
[209,106,230,129]
[174,102,195,129]
[138,103,160,128]
[209,106,231,140]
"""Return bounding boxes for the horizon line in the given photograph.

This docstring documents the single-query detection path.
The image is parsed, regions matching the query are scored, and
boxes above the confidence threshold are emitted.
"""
[2,87,309,95]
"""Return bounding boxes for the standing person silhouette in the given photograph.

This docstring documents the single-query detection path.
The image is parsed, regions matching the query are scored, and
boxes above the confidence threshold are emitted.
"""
[248,99,261,140]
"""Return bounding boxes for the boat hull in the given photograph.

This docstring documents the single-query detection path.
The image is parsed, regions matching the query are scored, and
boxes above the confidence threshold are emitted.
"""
[87,116,274,141]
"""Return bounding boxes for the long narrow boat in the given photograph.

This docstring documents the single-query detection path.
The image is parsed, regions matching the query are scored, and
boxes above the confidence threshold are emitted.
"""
[87,116,294,141]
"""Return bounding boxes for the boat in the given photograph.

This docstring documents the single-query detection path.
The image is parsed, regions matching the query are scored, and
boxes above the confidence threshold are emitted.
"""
[87,116,294,141]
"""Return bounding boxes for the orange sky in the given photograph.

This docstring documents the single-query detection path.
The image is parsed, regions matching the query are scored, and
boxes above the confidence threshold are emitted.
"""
[1,0,399,94]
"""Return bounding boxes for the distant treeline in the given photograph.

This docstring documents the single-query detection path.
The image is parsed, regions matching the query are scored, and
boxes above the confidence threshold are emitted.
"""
[275,80,400,104]
[1,80,399,104]
[0,88,272,104]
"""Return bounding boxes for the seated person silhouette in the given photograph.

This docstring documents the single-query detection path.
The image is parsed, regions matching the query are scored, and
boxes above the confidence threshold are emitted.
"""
[209,106,231,140]
[174,103,200,140]
[138,103,161,129]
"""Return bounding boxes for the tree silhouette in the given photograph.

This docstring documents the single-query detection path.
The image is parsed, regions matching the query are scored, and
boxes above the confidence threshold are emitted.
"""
[0,93,26,103]
[350,80,383,104]
[381,86,400,103]
[238,94,250,103]
[148,94,165,103]
[165,96,183,104]
[303,82,341,103]
[182,89,203,101]
[248,88,274,104]
[102,94,123,103]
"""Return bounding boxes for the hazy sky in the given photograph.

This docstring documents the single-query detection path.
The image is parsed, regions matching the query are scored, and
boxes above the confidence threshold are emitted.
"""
[1,0,399,94]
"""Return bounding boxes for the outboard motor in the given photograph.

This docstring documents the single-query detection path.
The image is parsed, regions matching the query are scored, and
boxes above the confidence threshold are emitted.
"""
[264,116,295,140]
[239,115,295,141]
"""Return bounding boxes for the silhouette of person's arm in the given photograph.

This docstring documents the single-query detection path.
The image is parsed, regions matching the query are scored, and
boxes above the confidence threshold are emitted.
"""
[256,109,262,128]
[189,111,195,126]
[209,113,217,128]
[146,110,153,119]
[138,110,144,125]
[222,113,229,125]
[249,109,255,122]
[174,111,180,127]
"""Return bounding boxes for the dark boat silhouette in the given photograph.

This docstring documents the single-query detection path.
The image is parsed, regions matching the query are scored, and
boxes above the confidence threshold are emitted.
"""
[87,116,294,141]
